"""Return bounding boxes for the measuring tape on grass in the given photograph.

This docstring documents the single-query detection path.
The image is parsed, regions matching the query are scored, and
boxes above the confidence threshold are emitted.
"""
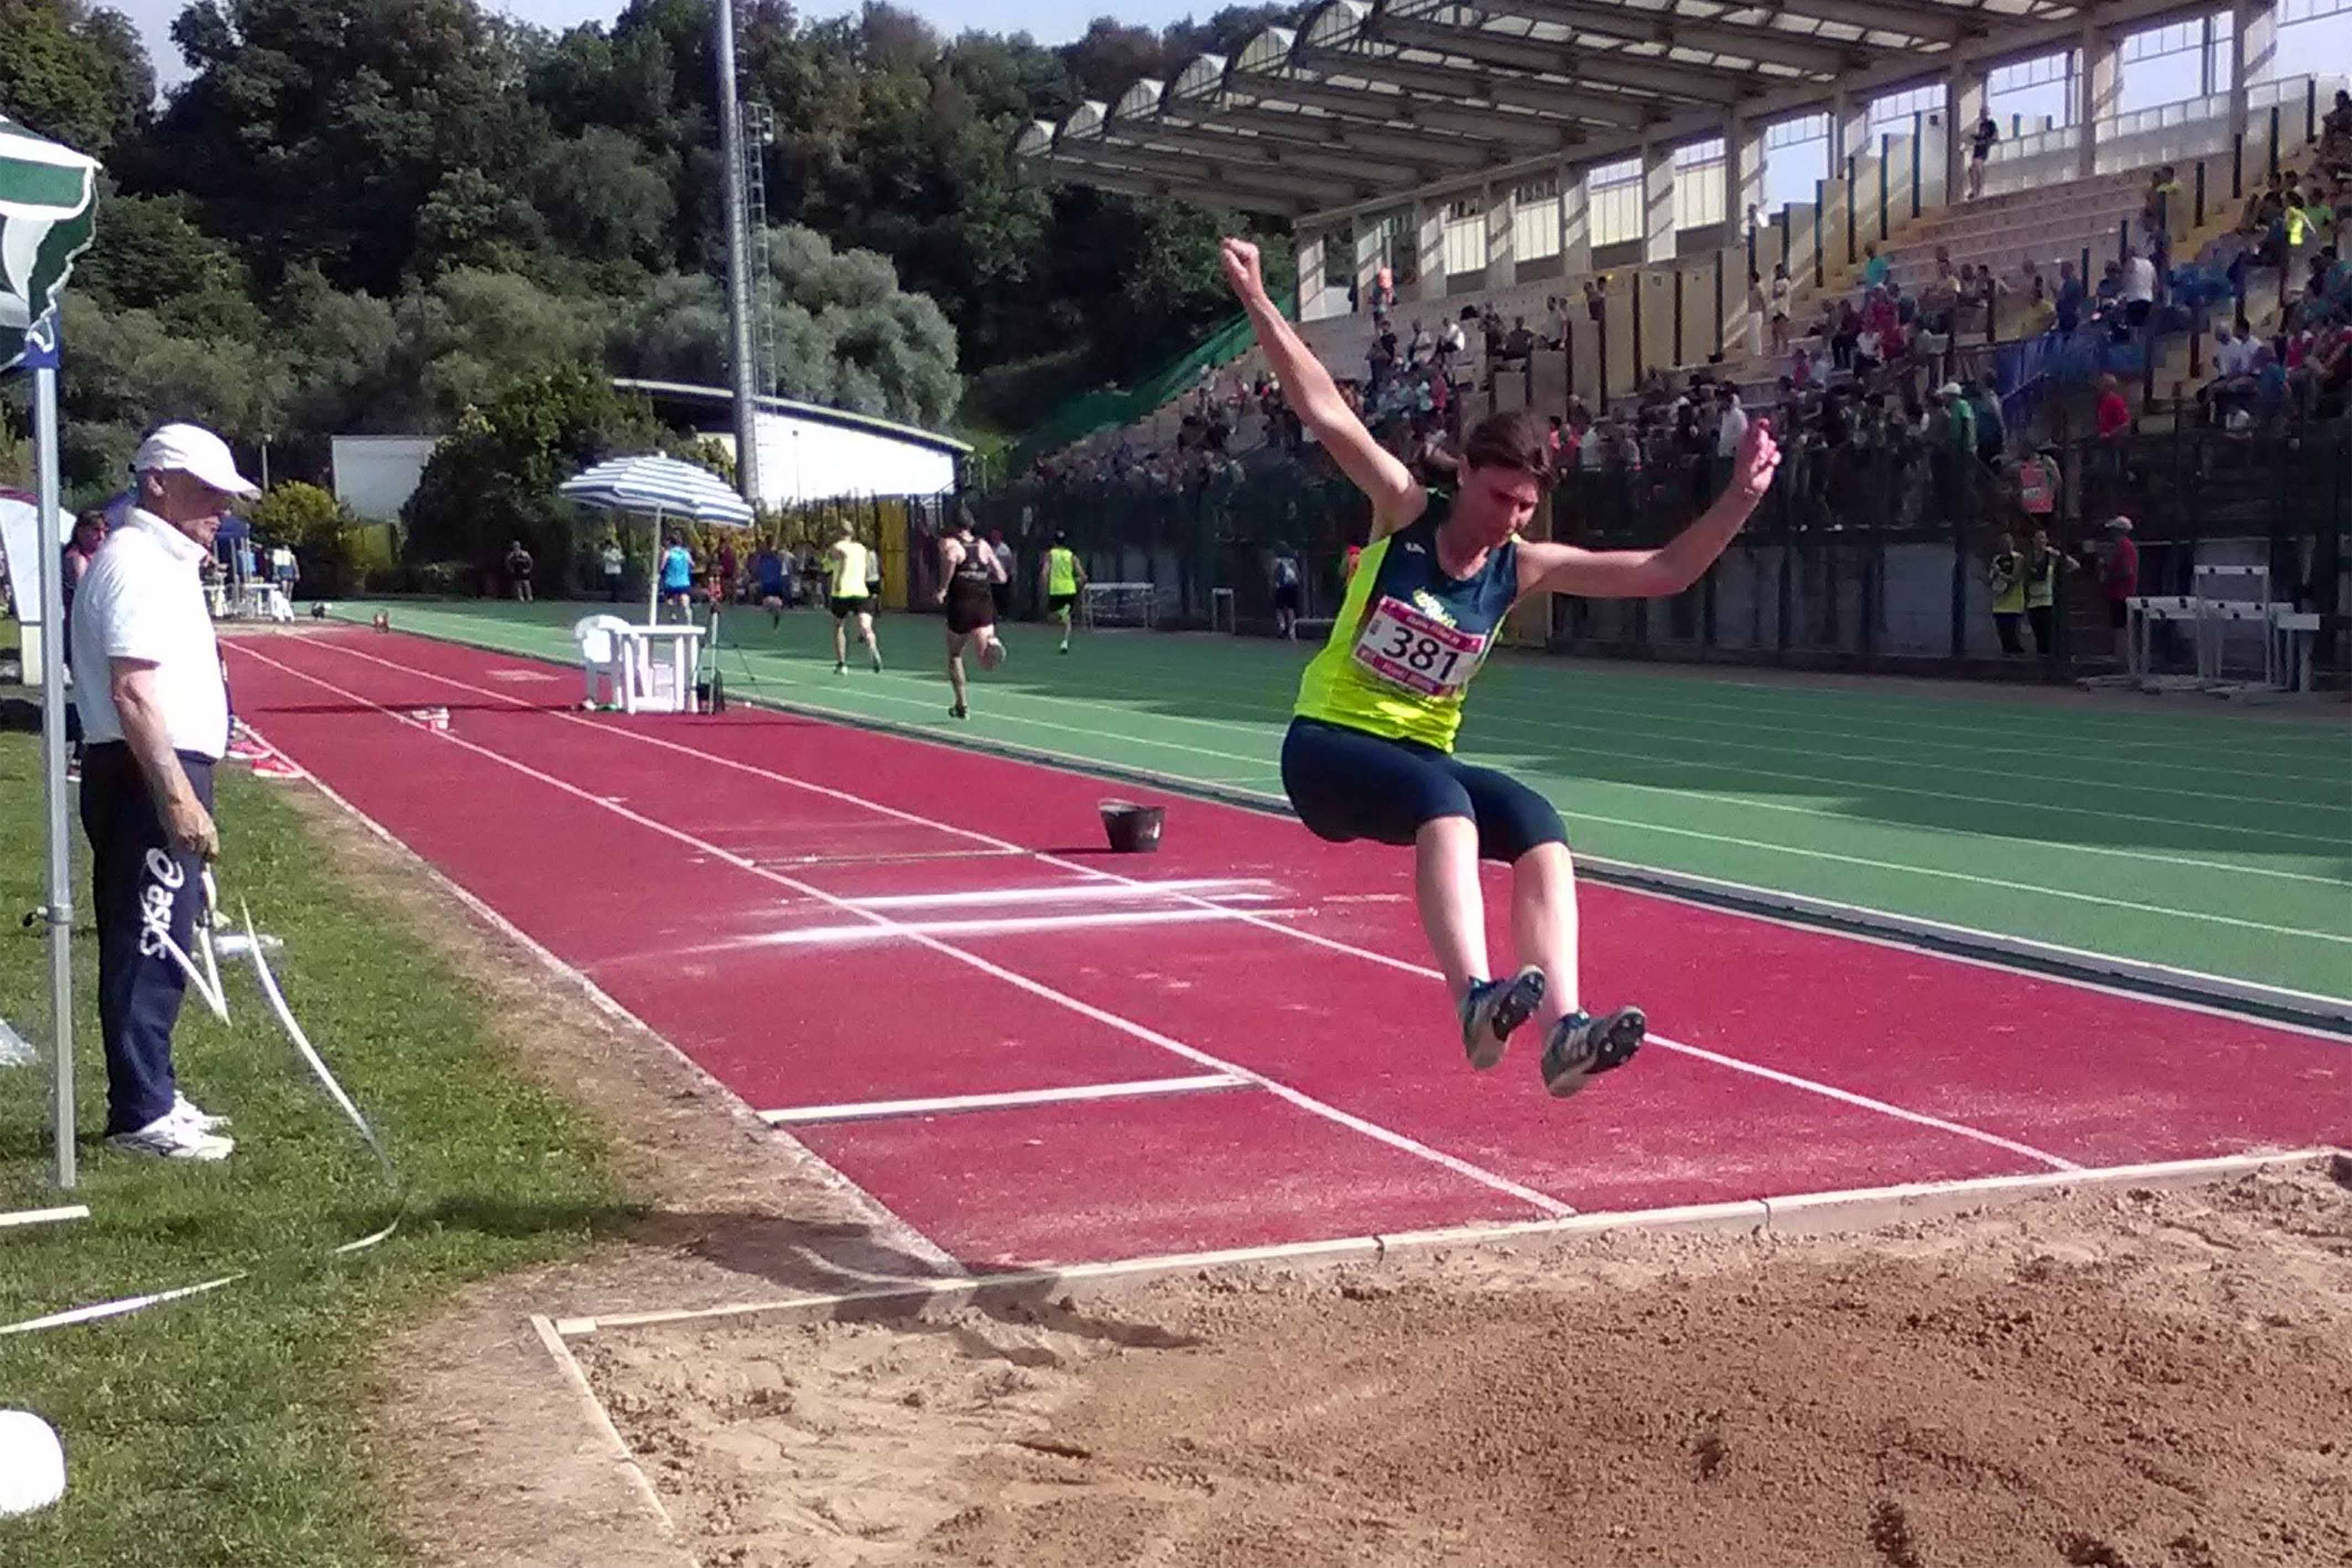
[0,879,403,1337]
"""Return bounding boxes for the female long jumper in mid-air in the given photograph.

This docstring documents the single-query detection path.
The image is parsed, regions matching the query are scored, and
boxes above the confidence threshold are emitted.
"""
[1222,236,1781,1097]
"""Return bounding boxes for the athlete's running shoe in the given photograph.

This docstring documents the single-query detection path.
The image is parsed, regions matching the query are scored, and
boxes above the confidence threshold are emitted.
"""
[1539,1006,1646,1098]
[1459,965,1546,1071]
[834,660,847,675]
[949,703,969,720]
[979,639,1006,671]
[870,652,883,674]
[1058,642,1070,654]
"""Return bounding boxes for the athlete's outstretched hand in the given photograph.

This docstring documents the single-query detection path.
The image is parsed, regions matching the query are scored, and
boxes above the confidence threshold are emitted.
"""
[1730,416,1782,502]
[1220,237,1269,308]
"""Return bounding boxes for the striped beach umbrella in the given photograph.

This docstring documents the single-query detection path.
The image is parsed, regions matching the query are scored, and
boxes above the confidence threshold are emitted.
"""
[559,453,752,622]
[1,113,100,373]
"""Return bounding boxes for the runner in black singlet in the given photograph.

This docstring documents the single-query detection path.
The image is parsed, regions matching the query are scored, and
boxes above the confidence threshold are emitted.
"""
[936,509,1006,720]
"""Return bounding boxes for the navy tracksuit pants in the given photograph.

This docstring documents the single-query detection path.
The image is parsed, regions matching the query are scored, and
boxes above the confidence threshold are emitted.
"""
[79,741,214,1135]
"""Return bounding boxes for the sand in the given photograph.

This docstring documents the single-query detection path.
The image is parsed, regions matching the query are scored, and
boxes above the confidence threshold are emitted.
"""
[575,1160,2352,1568]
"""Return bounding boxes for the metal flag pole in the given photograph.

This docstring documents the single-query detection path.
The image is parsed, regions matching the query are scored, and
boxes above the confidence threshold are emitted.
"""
[30,333,75,1189]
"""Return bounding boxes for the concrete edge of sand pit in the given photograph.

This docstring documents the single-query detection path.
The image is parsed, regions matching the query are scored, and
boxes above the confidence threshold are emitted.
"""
[543,1147,2348,1342]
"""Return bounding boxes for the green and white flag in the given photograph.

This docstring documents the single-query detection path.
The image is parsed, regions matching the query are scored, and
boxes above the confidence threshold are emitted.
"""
[0,114,100,374]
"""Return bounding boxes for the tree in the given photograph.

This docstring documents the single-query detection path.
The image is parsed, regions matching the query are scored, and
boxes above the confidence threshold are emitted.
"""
[0,0,155,157]
[529,127,675,266]
[401,364,665,580]
[146,0,537,293]
[765,224,958,427]
[75,191,264,339]
[396,267,611,430]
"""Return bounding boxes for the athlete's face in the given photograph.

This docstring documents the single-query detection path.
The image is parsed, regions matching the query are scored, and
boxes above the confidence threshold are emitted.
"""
[1455,465,1543,547]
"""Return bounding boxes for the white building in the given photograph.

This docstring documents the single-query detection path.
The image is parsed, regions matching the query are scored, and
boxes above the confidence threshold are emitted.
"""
[331,384,967,522]
[613,381,969,508]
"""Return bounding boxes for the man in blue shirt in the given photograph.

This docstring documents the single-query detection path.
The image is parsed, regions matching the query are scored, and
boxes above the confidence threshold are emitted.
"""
[658,535,695,622]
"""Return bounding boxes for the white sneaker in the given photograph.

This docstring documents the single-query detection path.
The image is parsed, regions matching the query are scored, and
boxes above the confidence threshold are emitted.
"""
[172,1093,231,1133]
[106,1111,234,1161]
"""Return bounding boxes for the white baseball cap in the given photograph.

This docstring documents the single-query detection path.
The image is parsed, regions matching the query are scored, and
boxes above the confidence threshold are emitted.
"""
[132,423,260,498]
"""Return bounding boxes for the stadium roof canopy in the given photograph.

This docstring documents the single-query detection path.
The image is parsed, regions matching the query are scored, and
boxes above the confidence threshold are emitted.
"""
[1016,0,2190,220]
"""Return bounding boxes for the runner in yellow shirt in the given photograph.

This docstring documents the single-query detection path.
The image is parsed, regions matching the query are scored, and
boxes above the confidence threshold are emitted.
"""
[1042,533,1086,653]
[825,520,883,675]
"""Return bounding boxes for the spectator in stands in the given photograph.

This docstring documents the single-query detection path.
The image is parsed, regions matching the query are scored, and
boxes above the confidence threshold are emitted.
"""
[2116,247,2156,337]
[1968,112,2000,200]
[1584,274,1607,331]
[2055,259,2086,336]
[2020,273,2056,336]
[2142,165,2182,274]
[1437,315,1466,376]
[1768,262,1792,353]
[1861,243,1890,291]
[2098,515,2138,658]
[2094,259,2122,314]
[1987,532,2026,654]
[1407,319,1433,366]
[2323,89,2352,164]
[504,539,534,603]
[1715,388,1749,467]
[1506,316,1536,365]
[2094,373,2131,440]
[1970,378,2006,467]
[1746,271,1767,355]
[1829,298,1860,369]
[1937,380,1976,457]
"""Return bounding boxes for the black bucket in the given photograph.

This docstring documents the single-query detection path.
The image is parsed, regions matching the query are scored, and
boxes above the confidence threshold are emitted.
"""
[1099,799,1165,853]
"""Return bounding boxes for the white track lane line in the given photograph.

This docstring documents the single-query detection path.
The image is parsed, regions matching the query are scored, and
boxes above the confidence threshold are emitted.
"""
[607,905,1307,959]
[290,635,2085,1173]
[761,1075,1248,1126]
[236,643,1575,1218]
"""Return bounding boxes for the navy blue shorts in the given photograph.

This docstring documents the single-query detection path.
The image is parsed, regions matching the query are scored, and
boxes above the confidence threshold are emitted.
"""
[1281,717,1568,863]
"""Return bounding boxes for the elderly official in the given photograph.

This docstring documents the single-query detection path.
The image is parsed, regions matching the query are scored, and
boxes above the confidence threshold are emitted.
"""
[71,423,258,1160]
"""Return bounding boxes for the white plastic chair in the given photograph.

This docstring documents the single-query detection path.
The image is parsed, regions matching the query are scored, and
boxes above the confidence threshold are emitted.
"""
[571,615,632,711]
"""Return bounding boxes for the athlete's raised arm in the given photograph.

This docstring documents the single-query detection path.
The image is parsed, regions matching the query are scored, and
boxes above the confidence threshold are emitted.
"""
[1220,236,1424,536]
[1516,418,1781,600]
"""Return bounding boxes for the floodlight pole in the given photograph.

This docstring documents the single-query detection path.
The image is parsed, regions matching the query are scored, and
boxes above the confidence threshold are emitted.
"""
[714,0,762,507]
[30,335,75,1189]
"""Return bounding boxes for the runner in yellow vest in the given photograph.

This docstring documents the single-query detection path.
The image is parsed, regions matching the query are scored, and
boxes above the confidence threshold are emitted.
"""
[1042,534,1086,653]
[1988,533,2027,654]
[826,520,883,675]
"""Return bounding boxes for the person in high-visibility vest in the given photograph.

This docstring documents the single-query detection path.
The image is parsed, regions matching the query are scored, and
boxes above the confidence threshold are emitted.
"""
[1041,533,1085,653]
[1987,533,2026,654]
[2021,527,2077,654]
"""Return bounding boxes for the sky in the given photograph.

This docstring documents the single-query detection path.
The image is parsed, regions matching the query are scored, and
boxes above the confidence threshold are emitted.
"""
[113,0,1211,84]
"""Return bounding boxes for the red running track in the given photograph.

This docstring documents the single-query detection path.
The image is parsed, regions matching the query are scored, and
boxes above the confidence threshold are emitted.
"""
[222,629,2351,1269]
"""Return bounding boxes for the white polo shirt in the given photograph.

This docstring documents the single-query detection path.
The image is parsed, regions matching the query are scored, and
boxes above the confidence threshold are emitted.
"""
[70,508,230,762]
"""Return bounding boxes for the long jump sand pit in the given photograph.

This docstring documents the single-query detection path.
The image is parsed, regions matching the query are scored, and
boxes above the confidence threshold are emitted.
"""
[573,1160,2352,1567]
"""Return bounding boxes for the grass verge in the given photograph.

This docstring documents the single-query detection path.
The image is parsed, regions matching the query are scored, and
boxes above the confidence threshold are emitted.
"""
[0,725,626,1566]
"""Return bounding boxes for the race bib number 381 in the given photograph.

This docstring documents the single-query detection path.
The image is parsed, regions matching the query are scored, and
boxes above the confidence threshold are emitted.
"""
[1351,597,1486,697]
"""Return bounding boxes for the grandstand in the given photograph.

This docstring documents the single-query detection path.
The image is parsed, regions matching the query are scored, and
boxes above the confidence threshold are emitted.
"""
[1016,1,2344,442]
[1002,0,2349,681]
